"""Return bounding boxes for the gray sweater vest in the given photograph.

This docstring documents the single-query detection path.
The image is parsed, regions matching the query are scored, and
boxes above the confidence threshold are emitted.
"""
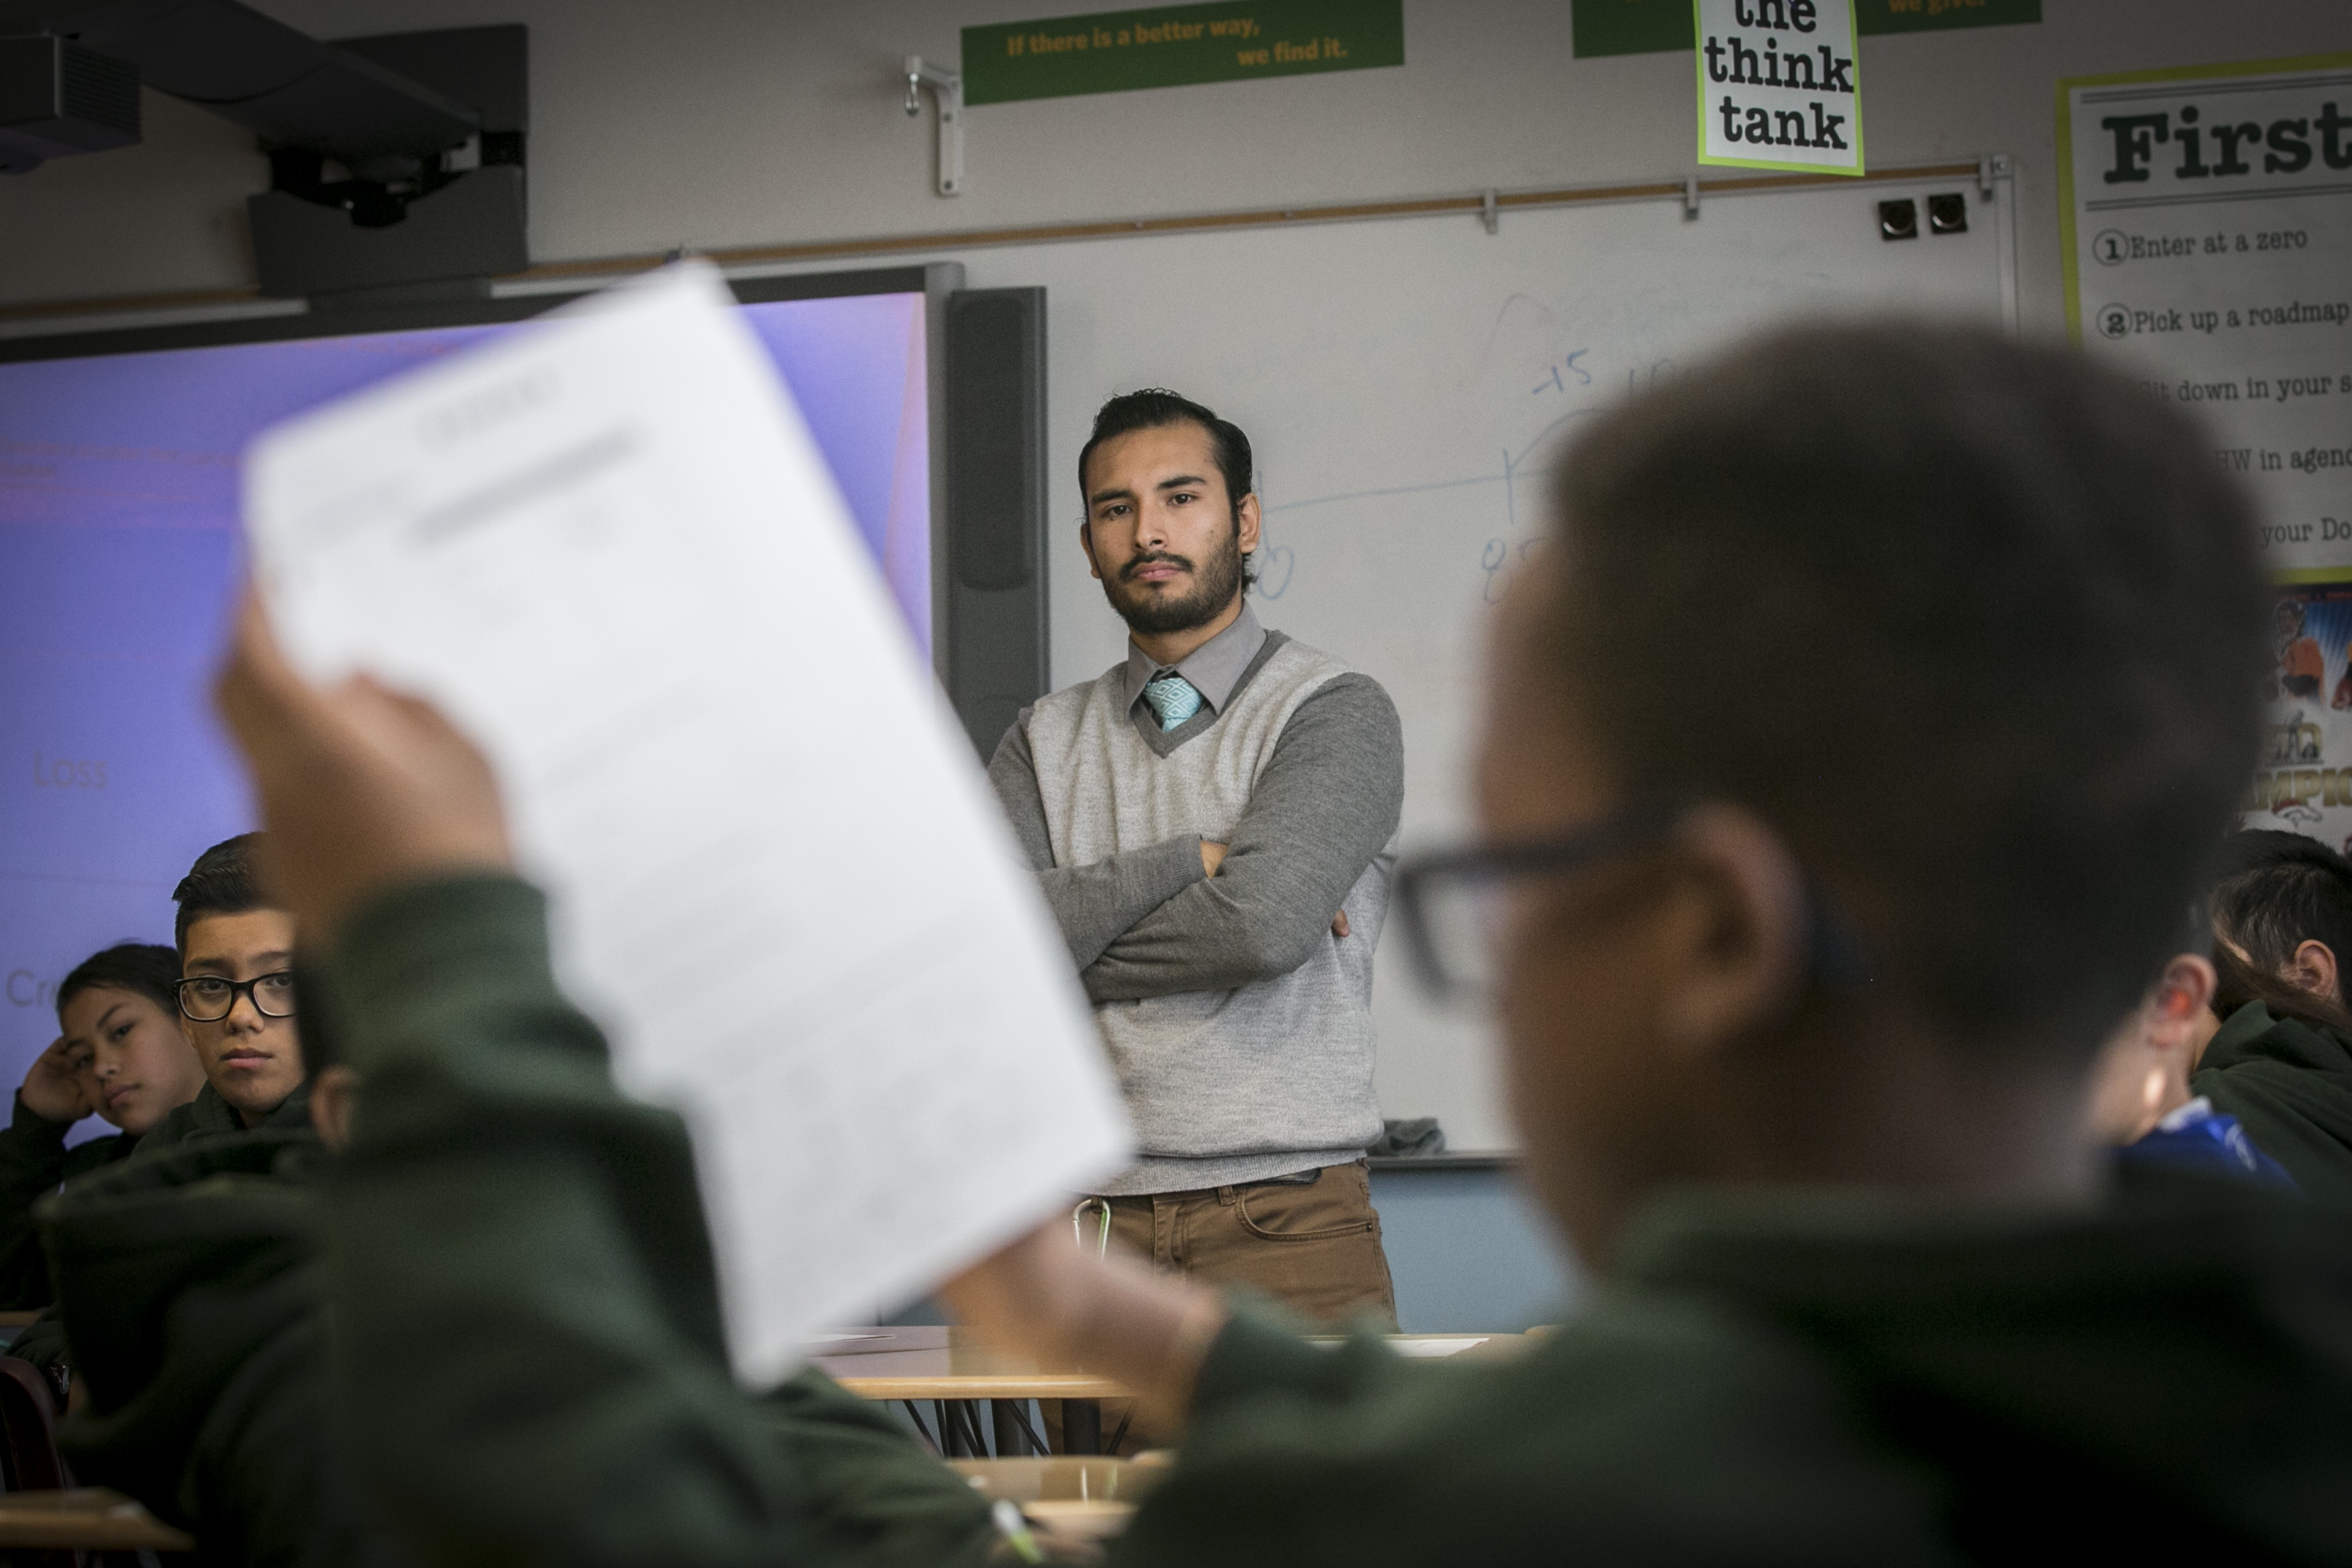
[1025,638,1390,1194]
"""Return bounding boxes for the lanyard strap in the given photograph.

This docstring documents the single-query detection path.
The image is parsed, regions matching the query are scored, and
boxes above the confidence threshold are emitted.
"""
[1070,1198,1112,1257]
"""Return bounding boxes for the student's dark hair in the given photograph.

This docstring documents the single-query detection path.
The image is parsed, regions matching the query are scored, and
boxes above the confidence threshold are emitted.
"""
[1536,320,2268,1056]
[172,832,269,956]
[55,943,181,1024]
[1078,389,1257,587]
[2210,937,2352,1038]
[2213,826,2345,883]
[2208,832,2352,999]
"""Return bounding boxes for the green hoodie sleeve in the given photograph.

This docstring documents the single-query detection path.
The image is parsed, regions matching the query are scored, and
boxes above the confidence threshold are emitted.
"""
[0,1094,123,1309]
[1111,1292,1952,1567]
[2192,1003,2352,1206]
[320,873,995,1568]
[0,1092,74,1308]
[1110,1310,1453,1566]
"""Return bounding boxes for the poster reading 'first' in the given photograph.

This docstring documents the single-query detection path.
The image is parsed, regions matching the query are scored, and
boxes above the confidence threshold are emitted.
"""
[2062,54,2352,577]
[2065,54,2352,843]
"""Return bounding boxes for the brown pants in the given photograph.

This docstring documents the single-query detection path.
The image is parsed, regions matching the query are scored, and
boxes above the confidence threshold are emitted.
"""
[1038,1161,1395,1453]
[1087,1159,1396,1329]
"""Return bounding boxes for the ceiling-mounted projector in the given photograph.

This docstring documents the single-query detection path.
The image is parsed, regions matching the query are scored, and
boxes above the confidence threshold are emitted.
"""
[0,1,528,302]
[0,33,138,173]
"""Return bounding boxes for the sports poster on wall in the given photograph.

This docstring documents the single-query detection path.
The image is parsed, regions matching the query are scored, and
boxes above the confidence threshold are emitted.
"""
[2254,582,2352,853]
[2060,53,2352,841]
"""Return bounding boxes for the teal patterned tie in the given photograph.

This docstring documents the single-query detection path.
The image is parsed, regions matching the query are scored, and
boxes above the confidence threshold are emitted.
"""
[1142,671,1204,731]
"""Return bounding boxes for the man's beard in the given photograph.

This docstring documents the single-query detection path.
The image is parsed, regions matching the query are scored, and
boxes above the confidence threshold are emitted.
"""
[1103,521,1246,636]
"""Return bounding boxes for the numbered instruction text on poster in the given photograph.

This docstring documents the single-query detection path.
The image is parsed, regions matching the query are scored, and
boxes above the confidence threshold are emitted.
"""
[2062,57,2352,575]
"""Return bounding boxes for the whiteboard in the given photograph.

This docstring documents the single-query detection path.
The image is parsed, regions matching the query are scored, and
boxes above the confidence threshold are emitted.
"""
[940,165,2017,1152]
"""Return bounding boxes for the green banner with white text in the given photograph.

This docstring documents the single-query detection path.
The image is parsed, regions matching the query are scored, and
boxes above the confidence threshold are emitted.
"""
[964,1,1404,104]
[1575,0,2036,59]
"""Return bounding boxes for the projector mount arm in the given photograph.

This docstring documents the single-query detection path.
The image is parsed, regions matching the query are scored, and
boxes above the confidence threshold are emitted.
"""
[902,54,963,197]
[0,2,530,298]
[0,0,480,173]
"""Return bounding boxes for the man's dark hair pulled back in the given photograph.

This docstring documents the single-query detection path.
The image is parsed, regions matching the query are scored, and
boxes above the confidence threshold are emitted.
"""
[1536,321,2268,1056]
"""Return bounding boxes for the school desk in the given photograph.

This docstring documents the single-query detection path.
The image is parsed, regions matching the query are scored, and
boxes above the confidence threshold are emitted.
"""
[0,1488,192,1551]
[811,1326,1523,1456]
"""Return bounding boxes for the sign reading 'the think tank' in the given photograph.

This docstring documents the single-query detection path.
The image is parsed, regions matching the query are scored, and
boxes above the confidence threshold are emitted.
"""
[2061,55,2352,578]
[1694,0,1863,176]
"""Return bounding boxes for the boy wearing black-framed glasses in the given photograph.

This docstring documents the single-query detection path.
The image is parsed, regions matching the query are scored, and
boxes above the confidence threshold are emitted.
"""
[4,837,317,1427]
[141,833,313,1149]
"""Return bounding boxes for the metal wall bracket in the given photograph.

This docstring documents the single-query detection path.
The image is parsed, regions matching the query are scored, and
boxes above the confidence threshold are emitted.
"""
[903,55,964,197]
[1480,189,1498,234]
[1683,174,1700,218]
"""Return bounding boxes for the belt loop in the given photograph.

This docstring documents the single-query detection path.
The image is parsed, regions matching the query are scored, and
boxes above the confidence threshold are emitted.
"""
[1215,1184,1238,1206]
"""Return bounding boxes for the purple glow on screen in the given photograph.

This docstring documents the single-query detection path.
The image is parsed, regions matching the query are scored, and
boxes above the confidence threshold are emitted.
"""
[0,291,930,1107]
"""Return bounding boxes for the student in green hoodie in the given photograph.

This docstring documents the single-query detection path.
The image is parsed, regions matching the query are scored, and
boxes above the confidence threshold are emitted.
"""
[2192,832,2352,1202]
[41,1123,360,1568]
[2197,940,2352,1205]
[7,838,320,1384]
[7,839,329,1452]
[36,965,1006,1568]
[216,321,2352,1565]
[0,943,208,1308]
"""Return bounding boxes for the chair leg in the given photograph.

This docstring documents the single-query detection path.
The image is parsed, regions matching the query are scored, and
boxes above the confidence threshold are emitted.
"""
[990,1399,1033,1456]
[899,1401,940,1454]
[1061,1398,1101,1455]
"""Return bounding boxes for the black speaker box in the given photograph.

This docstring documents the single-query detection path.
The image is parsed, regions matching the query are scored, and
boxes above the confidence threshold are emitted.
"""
[944,287,1049,759]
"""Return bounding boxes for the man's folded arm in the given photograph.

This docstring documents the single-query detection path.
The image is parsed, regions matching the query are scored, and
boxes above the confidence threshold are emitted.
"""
[322,872,996,1568]
[1082,675,1404,1003]
[989,713,1208,968]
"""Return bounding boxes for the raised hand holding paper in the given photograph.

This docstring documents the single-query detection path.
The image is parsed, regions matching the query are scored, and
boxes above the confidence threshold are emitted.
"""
[241,261,1131,1382]
[1696,0,1863,176]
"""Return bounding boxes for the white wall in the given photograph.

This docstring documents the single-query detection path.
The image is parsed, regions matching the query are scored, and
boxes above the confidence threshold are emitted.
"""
[1,1,2342,323]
